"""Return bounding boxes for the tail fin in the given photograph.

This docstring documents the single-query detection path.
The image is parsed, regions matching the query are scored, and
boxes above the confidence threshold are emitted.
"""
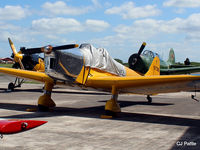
[167,48,175,64]
[145,56,160,76]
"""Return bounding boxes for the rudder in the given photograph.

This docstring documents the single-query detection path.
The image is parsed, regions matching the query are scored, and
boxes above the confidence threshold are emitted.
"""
[167,48,175,64]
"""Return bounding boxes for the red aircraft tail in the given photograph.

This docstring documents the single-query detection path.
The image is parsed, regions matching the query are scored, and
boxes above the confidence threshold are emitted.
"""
[0,119,47,135]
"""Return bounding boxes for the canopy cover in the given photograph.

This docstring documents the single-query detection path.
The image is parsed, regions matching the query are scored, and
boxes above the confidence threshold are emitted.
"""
[80,44,126,76]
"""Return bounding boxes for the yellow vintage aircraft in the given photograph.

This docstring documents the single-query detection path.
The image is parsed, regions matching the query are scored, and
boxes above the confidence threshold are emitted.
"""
[1,41,200,117]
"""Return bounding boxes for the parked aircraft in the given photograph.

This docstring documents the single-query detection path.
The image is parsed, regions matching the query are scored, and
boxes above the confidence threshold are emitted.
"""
[1,40,200,118]
[128,42,200,75]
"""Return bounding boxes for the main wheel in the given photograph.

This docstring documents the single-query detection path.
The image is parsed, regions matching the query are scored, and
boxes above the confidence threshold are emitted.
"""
[8,82,15,91]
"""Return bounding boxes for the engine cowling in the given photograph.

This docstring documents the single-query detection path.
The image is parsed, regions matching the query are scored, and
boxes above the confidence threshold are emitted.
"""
[128,53,148,74]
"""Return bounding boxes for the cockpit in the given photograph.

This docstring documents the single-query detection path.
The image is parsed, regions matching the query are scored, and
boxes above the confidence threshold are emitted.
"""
[142,50,160,59]
[45,48,84,82]
[44,44,126,83]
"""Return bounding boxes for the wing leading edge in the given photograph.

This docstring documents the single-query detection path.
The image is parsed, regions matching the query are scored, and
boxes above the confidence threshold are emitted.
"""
[86,55,200,94]
[161,66,200,75]
[0,67,53,83]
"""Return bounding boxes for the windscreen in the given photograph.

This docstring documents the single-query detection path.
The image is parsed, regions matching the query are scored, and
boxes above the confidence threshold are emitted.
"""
[45,48,84,82]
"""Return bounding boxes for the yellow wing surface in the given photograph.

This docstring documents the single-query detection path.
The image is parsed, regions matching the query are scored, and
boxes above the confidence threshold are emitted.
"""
[0,67,53,83]
[86,74,200,94]
[86,56,200,94]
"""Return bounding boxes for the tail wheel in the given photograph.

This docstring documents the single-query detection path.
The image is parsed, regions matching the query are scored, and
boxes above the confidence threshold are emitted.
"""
[147,95,152,104]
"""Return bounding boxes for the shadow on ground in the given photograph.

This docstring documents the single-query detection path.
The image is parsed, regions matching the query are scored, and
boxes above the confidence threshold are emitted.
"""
[0,102,198,128]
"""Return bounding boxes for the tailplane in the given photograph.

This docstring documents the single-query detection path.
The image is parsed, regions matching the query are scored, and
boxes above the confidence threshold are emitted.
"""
[145,56,160,76]
[167,48,175,65]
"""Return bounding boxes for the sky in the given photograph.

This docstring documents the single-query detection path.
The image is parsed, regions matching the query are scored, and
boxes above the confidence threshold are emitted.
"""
[0,0,200,63]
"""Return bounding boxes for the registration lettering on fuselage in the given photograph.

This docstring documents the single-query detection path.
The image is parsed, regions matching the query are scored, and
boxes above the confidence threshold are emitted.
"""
[153,66,160,72]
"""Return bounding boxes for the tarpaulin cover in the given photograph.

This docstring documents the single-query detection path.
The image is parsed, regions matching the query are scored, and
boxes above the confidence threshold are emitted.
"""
[80,44,126,76]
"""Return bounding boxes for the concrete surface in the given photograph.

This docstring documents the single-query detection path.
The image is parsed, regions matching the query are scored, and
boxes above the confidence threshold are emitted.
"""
[0,75,200,150]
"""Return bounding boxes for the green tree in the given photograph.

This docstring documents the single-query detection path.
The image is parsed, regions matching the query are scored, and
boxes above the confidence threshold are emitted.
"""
[114,58,123,64]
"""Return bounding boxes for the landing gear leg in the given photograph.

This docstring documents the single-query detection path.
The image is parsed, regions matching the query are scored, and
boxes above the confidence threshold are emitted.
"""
[37,82,56,111]
[7,77,24,91]
[101,86,121,119]
[147,95,152,104]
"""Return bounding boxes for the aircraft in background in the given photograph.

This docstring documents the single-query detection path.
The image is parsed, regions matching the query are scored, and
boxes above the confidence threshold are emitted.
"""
[0,119,47,138]
[128,42,200,75]
[1,40,200,118]
[7,38,45,91]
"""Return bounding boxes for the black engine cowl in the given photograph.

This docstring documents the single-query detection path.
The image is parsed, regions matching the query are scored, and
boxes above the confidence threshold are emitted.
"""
[128,53,148,74]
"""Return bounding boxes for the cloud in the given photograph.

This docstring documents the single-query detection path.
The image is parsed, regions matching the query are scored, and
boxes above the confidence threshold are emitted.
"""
[0,22,21,31]
[91,0,101,8]
[0,5,28,20]
[179,13,200,32]
[85,19,110,32]
[0,22,30,43]
[41,1,92,16]
[105,1,161,19]
[31,17,83,34]
[112,13,200,41]
[89,13,200,60]
[163,0,200,8]
[31,17,110,37]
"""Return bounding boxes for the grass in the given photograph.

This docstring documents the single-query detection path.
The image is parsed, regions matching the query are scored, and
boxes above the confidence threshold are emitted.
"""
[0,63,13,68]
[0,63,40,83]
[24,80,41,84]
[0,64,13,76]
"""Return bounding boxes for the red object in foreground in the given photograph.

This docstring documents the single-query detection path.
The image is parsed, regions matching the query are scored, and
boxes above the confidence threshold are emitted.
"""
[0,119,47,134]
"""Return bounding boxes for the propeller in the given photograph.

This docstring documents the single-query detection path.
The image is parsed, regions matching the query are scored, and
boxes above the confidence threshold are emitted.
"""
[8,37,79,70]
[128,42,147,74]
[138,42,146,56]
[8,38,25,69]
[20,44,79,55]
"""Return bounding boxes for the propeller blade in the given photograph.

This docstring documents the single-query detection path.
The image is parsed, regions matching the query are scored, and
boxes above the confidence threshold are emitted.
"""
[8,38,17,55]
[21,47,43,55]
[18,59,25,70]
[8,38,25,69]
[138,42,146,55]
[52,44,79,51]
[21,44,79,55]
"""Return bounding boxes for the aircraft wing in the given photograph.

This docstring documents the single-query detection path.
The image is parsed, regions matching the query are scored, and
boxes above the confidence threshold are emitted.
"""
[161,66,200,75]
[0,67,53,83]
[86,74,200,95]
[169,64,195,68]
